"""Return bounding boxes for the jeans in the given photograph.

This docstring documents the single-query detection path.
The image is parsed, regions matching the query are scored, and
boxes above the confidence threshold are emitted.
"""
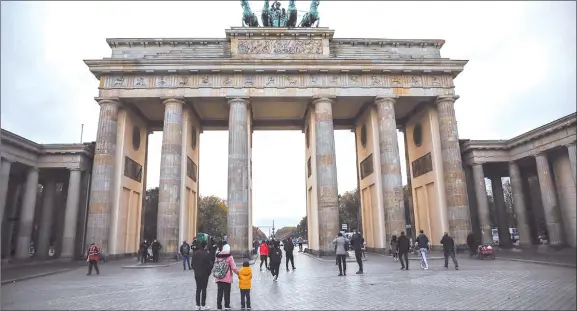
[195,275,209,306]
[444,250,459,267]
[152,250,159,262]
[419,248,429,268]
[182,255,191,270]
[285,253,295,270]
[336,254,347,274]
[216,282,231,309]
[355,249,363,272]
[399,251,409,269]
[88,260,99,275]
[298,243,303,251]
[259,255,268,269]
[240,289,251,309]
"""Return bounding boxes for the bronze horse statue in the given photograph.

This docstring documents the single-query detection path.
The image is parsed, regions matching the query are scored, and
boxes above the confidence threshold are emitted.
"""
[299,0,320,28]
[241,0,259,27]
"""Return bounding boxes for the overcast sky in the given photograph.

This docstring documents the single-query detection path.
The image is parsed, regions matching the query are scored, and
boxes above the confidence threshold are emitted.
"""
[1,1,575,230]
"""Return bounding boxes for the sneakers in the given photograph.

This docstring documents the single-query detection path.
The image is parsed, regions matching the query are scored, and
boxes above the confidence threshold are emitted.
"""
[338,273,343,276]
[400,267,405,270]
[455,266,459,270]
[356,271,363,274]
[273,275,278,281]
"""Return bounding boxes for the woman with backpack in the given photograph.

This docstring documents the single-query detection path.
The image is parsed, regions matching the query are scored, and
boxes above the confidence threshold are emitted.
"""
[213,244,238,310]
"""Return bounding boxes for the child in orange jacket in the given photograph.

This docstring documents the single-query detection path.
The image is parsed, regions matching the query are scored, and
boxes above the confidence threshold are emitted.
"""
[238,261,252,310]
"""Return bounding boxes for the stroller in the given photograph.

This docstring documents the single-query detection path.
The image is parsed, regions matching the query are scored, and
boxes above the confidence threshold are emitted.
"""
[476,244,496,260]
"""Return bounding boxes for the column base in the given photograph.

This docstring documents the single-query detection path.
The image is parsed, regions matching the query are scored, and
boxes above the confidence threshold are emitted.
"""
[303,248,338,257]
[230,250,251,260]
[366,247,386,254]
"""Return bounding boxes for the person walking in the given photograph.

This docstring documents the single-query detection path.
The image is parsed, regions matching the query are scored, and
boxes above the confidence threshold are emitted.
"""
[350,230,363,274]
[333,232,348,276]
[397,231,410,270]
[192,241,214,310]
[258,240,269,271]
[416,230,431,270]
[213,244,239,310]
[283,237,296,271]
[139,240,149,264]
[86,242,100,276]
[151,239,162,263]
[252,239,259,255]
[238,261,252,310]
[390,235,398,261]
[180,240,192,270]
[269,241,283,281]
[440,232,459,270]
[466,232,477,257]
[297,237,303,252]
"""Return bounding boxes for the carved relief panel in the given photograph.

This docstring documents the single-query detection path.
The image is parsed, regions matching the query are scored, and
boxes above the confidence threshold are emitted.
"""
[103,74,454,90]
[231,38,329,59]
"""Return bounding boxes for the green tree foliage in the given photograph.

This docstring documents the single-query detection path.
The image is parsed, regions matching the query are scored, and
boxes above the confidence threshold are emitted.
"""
[143,187,159,241]
[338,188,360,231]
[275,226,297,240]
[295,216,307,238]
[253,226,267,241]
[197,195,228,237]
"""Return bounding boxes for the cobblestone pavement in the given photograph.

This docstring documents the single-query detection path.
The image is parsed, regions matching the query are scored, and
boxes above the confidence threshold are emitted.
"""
[1,251,575,310]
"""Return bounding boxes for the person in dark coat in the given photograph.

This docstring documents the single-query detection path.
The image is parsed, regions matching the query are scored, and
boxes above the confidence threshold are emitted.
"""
[191,242,214,309]
[397,231,410,270]
[350,230,364,274]
[467,232,477,256]
[139,240,149,264]
[151,239,162,262]
[180,240,192,271]
[269,241,283,281]
[283,237,296,271]
[440,232,459,270]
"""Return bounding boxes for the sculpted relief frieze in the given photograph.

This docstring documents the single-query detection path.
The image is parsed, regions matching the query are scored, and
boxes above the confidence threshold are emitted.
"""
[102,74,454,89]
[236,39,323,55]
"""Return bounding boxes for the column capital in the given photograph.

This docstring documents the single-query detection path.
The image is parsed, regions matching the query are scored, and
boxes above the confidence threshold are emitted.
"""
[1,158,13,165]
[534,151,548,159]
[508,160,519,167]
[565,141,576,148]
[374,96,398,105]
[311,95,336,105]
[28,166,40,173]
[226,97,250,105]
[94,97,121,107]
[435,95,460,103]
[68,167,82,172]
[161,97,186,105]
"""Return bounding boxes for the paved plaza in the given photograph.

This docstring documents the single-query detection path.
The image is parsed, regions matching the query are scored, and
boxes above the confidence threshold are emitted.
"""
[1,251,575,310]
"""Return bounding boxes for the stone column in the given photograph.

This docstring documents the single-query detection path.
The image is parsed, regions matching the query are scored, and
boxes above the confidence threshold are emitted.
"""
[227,97,250,257]
[491,175,512,247]
[508,161,531,247]
[313,96,340,255]
[86,98,120,255]
[402,129,416,238]
[535,153,563,246]
[436,95,471,245]
[157,97,184,255]
[15,167,40,259]
[472,164,492,245]
[0,159,12,228]
[375,97,405,242]
[566,142,576,185]
[37,179,56,259]
[60,169,82,259]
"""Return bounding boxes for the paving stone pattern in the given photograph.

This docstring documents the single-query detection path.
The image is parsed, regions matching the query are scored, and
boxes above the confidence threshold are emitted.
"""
[1,252,575,310]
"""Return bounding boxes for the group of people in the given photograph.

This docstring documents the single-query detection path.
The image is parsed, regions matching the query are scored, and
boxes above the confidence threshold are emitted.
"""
[138,239,163,263]
[257,237,297,280]
[389,230,459,270]
[333,229,365,276]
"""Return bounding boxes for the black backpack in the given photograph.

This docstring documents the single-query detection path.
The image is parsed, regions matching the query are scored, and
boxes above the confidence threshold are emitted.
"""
[344,240,350,251]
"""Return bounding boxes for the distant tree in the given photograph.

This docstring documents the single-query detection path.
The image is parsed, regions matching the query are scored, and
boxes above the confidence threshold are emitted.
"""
[338,188,360,231]
[253,226,267,241]
[502,179,517,228]
[296,216,307,238]
[197,195,228,237]
[143,187,159,241]
[275,226,297,240]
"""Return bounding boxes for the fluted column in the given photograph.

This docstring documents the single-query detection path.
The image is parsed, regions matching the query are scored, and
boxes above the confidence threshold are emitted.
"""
[227,97,250,256]
[535,152,563,246]
[508,161,531,247]
[0,159,12,229]
[15,167,40,259]
[472,164,492,245]
[86,98,120,255]
[491,175,512,247]
[375,97,405,242]
[566,142,576,186]
[60,168,82,259]
[157,97,184,255]
[313,96,340,255]
[37,179,56,259]
[436,95,471,245]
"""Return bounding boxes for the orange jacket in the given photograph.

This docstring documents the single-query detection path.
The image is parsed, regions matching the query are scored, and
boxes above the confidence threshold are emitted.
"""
[238,266,252,289]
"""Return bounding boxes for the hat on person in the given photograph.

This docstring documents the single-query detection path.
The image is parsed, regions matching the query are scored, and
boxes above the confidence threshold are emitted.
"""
[222,244,231,252]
